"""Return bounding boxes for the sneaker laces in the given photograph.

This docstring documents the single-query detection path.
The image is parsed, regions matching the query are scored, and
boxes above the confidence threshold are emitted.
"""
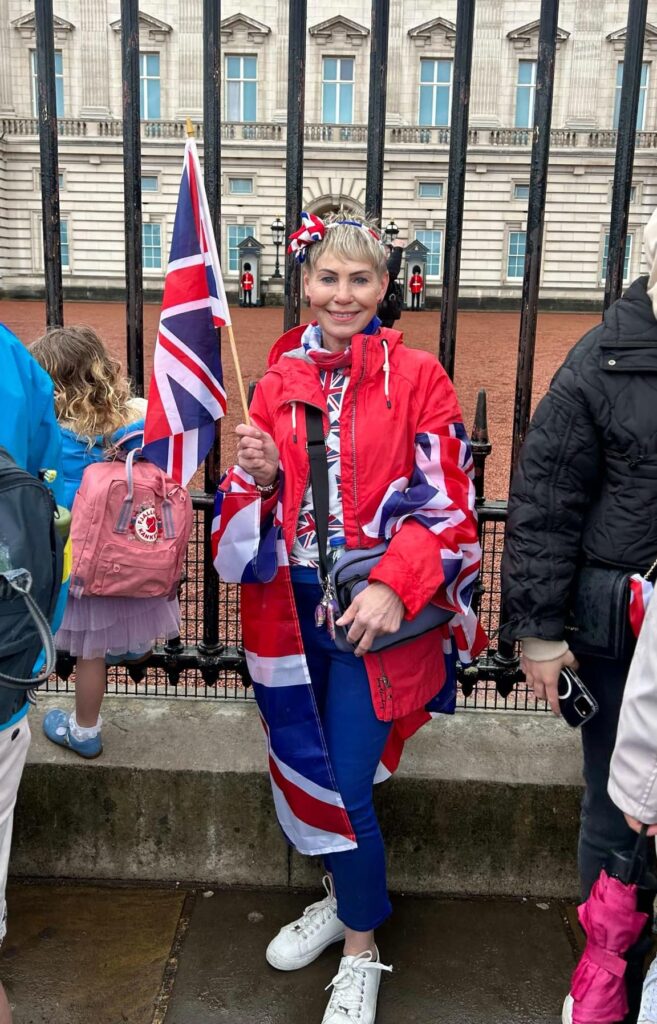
[325,951,392,1019]
[292,875,337,939]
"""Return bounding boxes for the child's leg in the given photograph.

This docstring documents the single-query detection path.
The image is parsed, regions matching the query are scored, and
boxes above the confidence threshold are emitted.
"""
[74,657,107,727]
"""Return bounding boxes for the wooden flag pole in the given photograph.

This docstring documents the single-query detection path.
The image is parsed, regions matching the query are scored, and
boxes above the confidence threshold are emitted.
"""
[227,324,251,426]
[185,116,251,425]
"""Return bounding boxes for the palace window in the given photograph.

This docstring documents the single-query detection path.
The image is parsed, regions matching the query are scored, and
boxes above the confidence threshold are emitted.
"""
[31,49,64,117]
[140,53,161,120]
[613,62,649,130]
[415,229,442,277]
[226,56,257,122]
[322,57,354,124]
[419,59,452,127]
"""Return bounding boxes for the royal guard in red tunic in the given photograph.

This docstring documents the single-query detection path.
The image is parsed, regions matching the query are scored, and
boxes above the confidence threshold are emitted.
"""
[409,265,424,311]
[241,262,254,306]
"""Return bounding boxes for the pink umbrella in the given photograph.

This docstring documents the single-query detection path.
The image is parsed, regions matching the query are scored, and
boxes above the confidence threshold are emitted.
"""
[567,868,649,1024]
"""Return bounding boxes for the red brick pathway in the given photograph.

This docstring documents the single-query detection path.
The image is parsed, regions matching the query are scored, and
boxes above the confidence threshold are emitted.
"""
[2,299,598,498]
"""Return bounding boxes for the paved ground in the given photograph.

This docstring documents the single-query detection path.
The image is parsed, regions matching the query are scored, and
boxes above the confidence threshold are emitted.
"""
[2,881,581,1023]
[1,299,599,498]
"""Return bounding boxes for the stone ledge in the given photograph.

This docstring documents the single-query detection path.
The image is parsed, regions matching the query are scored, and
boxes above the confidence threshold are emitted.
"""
[11,697,583,899]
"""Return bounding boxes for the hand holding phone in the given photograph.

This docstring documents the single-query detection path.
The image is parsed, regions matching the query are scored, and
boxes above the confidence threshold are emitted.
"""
[558,666,598,728]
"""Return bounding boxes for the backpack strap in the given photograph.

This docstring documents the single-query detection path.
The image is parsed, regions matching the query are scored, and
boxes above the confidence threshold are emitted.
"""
[0,569,56,687]
[305,405,331,584]
[114,448,177,539]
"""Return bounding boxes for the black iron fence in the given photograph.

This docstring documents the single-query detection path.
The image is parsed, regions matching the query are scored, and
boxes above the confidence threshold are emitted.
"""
[29,0,649,708]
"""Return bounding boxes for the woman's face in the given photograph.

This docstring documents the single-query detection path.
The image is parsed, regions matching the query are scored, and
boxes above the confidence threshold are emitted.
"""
[304,257,388,351]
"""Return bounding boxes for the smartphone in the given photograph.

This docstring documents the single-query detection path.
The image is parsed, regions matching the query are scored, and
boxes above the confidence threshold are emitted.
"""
[558,667,599,728]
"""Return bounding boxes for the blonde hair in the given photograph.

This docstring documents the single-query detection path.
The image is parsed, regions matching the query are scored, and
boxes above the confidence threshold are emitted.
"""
[305,214,387,277]
[30,325,133,439]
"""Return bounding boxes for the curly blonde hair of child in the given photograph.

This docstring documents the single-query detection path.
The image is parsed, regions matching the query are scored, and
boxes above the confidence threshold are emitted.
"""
[304,213,388,277]
[30,325,133,439]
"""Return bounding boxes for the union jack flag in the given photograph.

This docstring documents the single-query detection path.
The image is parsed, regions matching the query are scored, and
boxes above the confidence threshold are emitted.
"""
[142,136,229,486]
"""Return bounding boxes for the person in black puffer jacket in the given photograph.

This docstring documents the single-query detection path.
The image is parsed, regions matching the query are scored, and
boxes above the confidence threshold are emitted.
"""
[502,210,657,1024]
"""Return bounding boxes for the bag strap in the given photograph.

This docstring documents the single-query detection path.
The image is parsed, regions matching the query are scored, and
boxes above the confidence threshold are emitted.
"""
[0,569,56,687]
[305,405,331,583]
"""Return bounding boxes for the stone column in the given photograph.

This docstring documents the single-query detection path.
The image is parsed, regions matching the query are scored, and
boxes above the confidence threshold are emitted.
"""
[176,0,203,118]
[469,0,504,128]
[564,5,606,128]
[385,0,404,125]
[0,0,14,113]
[79,0,111,117]
[273,0,289,121]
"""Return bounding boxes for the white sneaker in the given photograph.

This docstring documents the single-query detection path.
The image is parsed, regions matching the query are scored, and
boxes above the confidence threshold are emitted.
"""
[562,993,573,1023]
[266,875,345,971]
[322,949,392,1024]
[639,957,657,1022]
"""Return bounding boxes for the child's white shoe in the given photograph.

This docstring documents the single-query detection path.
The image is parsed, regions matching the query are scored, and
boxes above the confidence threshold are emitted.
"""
[321,949,392,1024]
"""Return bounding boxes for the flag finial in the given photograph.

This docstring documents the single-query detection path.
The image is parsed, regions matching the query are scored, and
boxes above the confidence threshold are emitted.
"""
[185,117,195,138]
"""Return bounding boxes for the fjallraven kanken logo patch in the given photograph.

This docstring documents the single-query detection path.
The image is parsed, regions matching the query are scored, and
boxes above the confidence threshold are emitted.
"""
[131,505,162,544]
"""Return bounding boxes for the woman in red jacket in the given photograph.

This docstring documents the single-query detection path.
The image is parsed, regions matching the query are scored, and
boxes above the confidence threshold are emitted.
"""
[214,213,482,1024]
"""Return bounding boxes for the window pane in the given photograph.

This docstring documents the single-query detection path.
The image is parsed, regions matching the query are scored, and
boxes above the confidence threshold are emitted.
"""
[517,60,534,85]
[415,230,441,276]
[148,79,161,119]
[339,84,353,124]
[616,62,624,86]
[641,63,649,86]
[228,225,255,273]
[243,56,257,79]
[323,83,336,123]
[229,178,253,194]
[146,53,159,76]
[141,175,158,191]
[507,231,526,278]
[243,81,257,121]
[419,86,434,125]
[437,60,452,84]
[602,233,632,281]
[324,57,337,81]
[55,75,65,117]
[514,184,530,200]
[515,88,531,128]
[436,86,450,126]
[54,51,63,75]
[420,60,435,84]
[60,221,69,267]
[227,81,241,121]
[226,56,241,79]
[143,223,162,269]
[418,182,443,198]
[339,59,353,82]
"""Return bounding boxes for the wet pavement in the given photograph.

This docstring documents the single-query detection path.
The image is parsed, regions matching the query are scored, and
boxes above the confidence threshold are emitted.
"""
[1,881,580,1023]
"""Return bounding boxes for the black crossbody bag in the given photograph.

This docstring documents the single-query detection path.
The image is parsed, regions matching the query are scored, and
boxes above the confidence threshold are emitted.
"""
[566,557,657,661]
[305,405,452,653]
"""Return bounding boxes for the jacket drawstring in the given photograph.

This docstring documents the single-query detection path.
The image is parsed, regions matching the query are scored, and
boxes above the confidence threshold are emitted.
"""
[291,400,298,443]
[382,339,391,409]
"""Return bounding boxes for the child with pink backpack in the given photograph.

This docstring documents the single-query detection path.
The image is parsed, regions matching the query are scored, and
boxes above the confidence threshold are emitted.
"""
[31,326,191,757]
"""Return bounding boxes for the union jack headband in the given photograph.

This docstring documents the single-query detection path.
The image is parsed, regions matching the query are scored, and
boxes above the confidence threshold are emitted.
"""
[287,211,382,264]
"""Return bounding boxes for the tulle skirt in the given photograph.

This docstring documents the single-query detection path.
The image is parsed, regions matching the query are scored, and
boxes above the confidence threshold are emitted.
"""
[56,593,181,661]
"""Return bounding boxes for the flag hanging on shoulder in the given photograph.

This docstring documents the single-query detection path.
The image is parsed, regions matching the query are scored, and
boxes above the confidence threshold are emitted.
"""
[142,135,229,486]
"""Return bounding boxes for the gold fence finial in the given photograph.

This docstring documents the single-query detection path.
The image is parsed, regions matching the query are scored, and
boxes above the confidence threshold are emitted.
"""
[185,117,195,138]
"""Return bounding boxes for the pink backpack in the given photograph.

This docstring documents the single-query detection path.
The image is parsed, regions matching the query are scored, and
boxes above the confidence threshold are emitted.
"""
[69,450,193,600]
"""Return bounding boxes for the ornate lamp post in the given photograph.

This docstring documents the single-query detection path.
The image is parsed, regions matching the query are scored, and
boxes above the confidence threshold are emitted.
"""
[270,217,285,278]
[384,220,399,245]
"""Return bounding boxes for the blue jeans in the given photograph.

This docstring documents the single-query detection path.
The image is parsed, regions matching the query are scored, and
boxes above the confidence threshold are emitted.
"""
[292,571,393,932]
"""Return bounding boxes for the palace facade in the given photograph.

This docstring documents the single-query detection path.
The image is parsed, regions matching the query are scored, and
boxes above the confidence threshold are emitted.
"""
[2,0,657,306]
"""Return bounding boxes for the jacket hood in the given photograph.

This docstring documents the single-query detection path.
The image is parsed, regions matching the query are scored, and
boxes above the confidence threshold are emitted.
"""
[267,322,404,368]
[602,275,657,343]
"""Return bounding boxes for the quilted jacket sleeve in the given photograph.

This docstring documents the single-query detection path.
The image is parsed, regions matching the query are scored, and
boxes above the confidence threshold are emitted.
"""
[501,352,603,642]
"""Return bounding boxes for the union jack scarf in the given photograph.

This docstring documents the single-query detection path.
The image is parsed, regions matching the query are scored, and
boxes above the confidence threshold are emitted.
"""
[212,423,484,855]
